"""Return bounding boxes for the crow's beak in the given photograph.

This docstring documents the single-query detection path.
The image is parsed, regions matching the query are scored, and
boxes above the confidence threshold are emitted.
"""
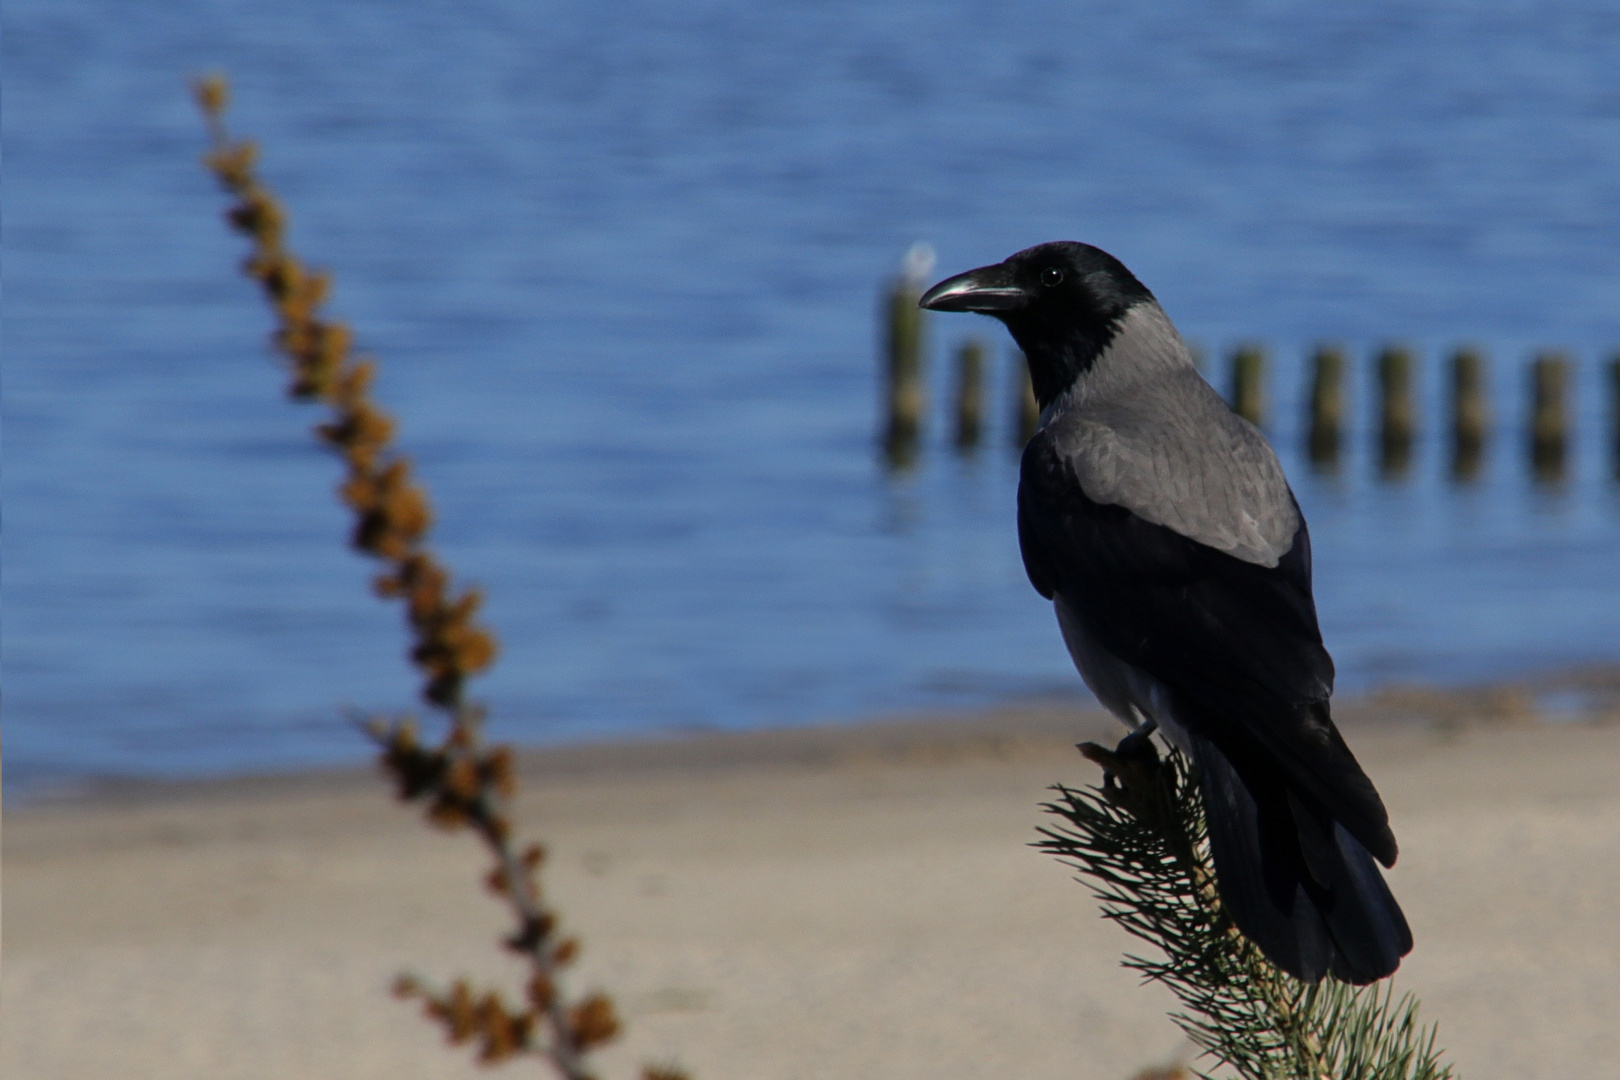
[918,263,1027,313]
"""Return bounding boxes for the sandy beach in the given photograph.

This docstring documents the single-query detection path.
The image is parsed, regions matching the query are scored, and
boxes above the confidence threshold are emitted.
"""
[6,697,1620,1080]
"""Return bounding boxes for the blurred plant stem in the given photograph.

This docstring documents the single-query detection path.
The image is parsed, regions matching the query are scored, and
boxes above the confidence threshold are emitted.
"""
[193,72,684,1080]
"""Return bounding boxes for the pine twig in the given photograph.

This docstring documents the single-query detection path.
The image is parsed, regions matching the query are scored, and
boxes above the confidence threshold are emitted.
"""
[1038,739,1455,1080]
[192,73,683,1080]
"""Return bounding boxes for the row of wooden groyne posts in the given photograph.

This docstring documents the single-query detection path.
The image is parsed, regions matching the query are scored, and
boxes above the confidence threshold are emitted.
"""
[879,273,1620,481]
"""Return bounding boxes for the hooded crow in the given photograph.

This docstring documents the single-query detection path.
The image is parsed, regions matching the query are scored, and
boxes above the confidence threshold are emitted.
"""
[920,242,1412,984]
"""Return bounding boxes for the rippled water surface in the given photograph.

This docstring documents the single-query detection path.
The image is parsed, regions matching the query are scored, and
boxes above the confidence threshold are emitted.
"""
[7,0,1620,786]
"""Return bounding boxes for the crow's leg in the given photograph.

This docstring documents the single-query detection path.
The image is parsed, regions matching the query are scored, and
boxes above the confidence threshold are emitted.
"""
[1079,709,1160,785]
[1117,709,1159,758]
[1077,713,1189,863]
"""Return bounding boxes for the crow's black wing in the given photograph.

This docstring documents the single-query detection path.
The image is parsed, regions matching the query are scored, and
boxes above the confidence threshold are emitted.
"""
[1018,428,1332,705]
[1019,430,1396,866]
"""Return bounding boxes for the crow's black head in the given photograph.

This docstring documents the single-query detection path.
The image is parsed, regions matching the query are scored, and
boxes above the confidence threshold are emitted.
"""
[919,241,1154,407]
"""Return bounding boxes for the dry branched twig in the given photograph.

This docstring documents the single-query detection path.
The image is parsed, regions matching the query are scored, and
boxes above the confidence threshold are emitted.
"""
[194,73,685,1080]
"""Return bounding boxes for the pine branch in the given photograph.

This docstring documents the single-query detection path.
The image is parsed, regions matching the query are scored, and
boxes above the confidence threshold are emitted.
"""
[1037,739,1455,1080]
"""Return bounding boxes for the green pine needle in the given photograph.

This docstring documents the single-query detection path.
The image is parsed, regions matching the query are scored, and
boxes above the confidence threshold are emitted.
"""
[1037,741,1454,1080]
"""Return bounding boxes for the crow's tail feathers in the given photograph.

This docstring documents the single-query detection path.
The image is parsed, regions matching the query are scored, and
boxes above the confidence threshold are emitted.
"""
[1190,733,1413,984]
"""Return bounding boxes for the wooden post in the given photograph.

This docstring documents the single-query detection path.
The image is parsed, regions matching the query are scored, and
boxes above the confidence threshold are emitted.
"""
[1449,346,1489,481]
[1377,345,1416,476]
[1013,349,1040,447]
[953,339,985,450]
[1530,352,1571,481]
[1229,344,1265,427]
[880,246,933,468]
[1306,344,1345,467]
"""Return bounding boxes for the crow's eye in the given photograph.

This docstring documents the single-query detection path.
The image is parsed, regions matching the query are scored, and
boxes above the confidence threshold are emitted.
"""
[1040,267,1064,287]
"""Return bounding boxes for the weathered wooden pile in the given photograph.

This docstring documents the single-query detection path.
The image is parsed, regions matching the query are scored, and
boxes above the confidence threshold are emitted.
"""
[879,274,1620,482]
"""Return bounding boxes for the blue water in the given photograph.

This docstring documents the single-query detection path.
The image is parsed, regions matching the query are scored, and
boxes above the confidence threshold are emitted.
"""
[7,0,1620,788]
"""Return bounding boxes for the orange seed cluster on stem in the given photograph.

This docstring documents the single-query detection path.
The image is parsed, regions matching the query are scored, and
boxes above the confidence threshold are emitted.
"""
[195,72,495,712]
[194,73,683,1080]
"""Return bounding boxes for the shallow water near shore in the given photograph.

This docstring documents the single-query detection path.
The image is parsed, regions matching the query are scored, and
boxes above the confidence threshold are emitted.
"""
[6,1,1620,788]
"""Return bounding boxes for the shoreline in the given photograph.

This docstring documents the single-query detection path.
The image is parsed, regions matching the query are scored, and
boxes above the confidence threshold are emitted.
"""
[12,661,1620,813]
